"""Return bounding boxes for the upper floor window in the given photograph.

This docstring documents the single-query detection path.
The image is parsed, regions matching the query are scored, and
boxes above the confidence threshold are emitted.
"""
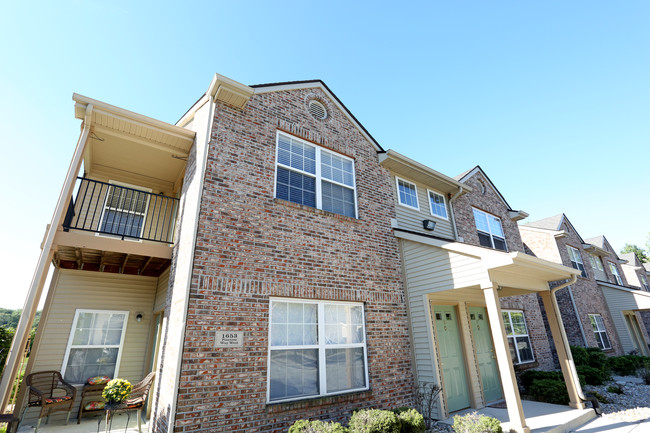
[588,314,612,350]
[428,190,448,220]
[567,246,587,278]
[589,254,604,272]
[62,310,128,384]
[502,310,534,364]
[396,177,419,210]
[275,132,357,218]
[641,275,649,291]
[609,263,623,285]
[268,299,368,403]
[472,208,507,251]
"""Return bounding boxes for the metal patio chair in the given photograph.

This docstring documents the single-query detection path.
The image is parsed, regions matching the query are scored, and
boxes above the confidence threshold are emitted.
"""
[104,372,156,433]
[19,370,77,432]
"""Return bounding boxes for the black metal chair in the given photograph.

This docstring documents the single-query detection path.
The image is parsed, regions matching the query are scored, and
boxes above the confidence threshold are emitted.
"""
[104,372,156,433]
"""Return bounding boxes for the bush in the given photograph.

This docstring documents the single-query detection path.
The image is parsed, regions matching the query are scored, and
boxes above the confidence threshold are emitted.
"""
[452,412,502,433]
[520,370,564,391]
[529,379,569,405]
[288,420,349,433]
[607,355,646,376]
[570,345,589,366]
[607,385,623,394]
[392,408,425,433]
[585,347,609,371]
[348,409,400,433]
[576,365,608,385]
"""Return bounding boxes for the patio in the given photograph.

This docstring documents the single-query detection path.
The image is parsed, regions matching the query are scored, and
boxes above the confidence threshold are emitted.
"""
[439,400,597,433]
[14,411,149,433]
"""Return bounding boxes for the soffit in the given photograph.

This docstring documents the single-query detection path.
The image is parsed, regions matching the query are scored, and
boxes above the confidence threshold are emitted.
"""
[379,151,470,195]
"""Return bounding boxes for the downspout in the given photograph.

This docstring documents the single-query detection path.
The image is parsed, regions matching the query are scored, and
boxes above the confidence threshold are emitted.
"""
[549,275,602,415]
[0,104,93,409]
[448,186,464,241]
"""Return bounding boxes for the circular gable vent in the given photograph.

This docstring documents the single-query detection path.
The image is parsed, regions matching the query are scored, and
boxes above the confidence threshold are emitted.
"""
[308,100,327,120]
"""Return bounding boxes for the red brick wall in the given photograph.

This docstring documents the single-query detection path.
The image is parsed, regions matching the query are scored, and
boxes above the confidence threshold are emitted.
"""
[172,87,415,432]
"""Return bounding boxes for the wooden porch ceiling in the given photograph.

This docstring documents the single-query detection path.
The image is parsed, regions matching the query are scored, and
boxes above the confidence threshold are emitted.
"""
[54,246,171,277]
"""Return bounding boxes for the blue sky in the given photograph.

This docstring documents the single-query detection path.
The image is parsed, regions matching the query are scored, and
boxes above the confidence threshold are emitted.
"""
[1,1,648,308]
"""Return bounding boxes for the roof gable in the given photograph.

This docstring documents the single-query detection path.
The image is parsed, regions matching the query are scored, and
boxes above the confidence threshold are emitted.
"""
[455,166,513,210]
[523,214,565,231]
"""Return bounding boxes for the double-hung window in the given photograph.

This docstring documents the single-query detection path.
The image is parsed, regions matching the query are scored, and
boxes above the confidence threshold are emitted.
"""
[473,208,507,251]
[609,263,623,285]
[567,246,587,278]
[641,275,649,291]
[396,177,419,210]
[61,310,128,384]
[502,310,534,364]
[268,299,368,403]
[99,181,150,239]
[589,314,612,350]
[275,132,357,218]
[428,190,448,219]
[590,254,604,272]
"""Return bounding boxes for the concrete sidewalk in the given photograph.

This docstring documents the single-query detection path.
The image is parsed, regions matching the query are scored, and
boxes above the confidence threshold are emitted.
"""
[571,416,650,432]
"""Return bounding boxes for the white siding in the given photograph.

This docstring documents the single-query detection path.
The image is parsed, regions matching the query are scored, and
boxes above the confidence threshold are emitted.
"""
[392,175,455,240]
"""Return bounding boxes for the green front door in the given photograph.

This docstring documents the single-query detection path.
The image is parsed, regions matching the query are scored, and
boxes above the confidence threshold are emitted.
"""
[433,305,470,412]
[469,306,502,402]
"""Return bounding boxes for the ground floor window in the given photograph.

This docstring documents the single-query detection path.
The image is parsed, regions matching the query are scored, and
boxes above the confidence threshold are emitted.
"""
[502,310,534,364]
[268,299,368,403]
[589,314,612,350]
[61,310,129,384]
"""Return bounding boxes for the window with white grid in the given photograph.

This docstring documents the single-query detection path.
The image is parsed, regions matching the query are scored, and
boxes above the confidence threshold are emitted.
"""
[609,263,623,285]
[589,314,612,350]
[428,190,448,219]
[268,299,368,403]
[473,208,507,251]
[502,310,534,364]
[396,177,419,210]
[567,246,587,278]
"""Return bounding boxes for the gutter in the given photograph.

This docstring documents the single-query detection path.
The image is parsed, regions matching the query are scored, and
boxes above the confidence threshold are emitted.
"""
[448,186,464,241]
[549,275,602,415]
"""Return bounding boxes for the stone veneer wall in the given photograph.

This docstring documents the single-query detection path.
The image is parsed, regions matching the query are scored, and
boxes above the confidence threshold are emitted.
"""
[172,87,415,432]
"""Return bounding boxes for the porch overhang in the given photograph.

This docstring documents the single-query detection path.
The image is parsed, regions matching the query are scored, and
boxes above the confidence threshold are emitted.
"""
[73,94,196,193]
[394,229,580,296]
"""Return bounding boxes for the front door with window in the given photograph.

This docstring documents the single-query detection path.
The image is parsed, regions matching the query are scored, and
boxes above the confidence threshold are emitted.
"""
[433,304,470,412]
[469,306,502,402]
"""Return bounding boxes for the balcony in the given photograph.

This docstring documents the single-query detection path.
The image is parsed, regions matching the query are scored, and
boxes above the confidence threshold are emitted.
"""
[54,177,180,277]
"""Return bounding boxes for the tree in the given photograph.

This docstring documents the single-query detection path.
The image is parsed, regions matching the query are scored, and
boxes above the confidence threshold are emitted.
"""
[0,326,15,376]
[621,243,649,263]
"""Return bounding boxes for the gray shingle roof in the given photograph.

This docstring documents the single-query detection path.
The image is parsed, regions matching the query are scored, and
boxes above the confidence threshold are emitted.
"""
[523,214,564,231]
[584,235,606,249]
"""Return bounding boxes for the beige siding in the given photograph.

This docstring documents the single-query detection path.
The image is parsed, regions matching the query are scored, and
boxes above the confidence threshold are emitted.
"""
[392,175,455,240]
[154,267,170,313]
[401,239,487,418]
[599,285,641,354]
[22,269,158,425]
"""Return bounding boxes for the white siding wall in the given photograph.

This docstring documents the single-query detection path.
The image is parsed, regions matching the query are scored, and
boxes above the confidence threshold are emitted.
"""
[401,239,487,418]
[392,175,455,240]
[21,269,158,426]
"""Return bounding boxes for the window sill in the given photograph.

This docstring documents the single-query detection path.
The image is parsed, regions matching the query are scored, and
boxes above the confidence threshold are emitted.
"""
[273,198,361,223]
[266,388,372,413]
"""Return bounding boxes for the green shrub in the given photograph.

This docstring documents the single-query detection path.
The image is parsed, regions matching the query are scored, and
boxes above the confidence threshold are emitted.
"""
[587,390,609,404]
[520,370,564,391]
[349,409,400,433]
[288,419,349,433]
[607,385,623,394]
[452,412,502,433]
[529,379,569,405]
[392,408,425,433]
[570,345,589,366]
[608,355,645,376]
[576,365,608,385]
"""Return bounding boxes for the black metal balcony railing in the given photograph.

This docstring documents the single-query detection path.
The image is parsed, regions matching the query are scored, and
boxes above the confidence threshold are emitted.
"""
[63,177,179,244]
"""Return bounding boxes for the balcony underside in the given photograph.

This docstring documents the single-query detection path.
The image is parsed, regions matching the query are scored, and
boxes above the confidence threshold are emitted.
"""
[54,245,171,277]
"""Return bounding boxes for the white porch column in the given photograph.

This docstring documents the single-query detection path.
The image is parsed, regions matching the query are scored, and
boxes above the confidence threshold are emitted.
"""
[483,284,530,433]
[539,291,586,409]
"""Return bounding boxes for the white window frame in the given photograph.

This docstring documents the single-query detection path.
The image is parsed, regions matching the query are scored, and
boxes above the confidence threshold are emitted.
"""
[98,180,151,240]
[61,309,129,384]
[567,246,587,278]
[472,208,507,251]
[267,298,369,404]
[395,177,419,210]
[640,274,649,291]
[609,263,623,285]
[589,313,612,350]
[502,310,535,364]
[427,189,448,220]
[590,254,604,272]
[273,131,358,218]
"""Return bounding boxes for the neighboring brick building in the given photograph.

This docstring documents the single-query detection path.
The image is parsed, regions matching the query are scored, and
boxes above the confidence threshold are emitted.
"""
[521,216,624,356]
